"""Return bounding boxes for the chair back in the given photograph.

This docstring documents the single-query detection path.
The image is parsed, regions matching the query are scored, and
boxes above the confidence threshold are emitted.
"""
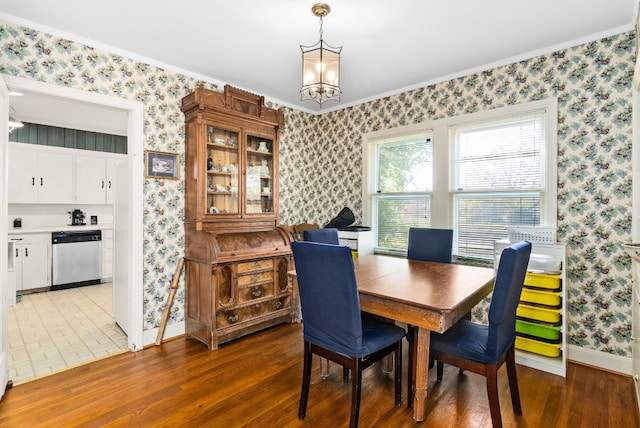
[303,228,340,245]
[487,240,532,361]
[407,227,453,263]
[291,241,364,357]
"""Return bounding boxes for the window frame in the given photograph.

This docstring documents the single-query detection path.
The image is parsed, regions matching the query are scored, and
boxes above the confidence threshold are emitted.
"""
[362,98,558,259]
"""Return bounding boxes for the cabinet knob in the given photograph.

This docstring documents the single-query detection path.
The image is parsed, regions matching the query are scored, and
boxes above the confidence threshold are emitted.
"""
[251,288,262,298]
[228,314,239,323]
[275,301,283,309]
[252,274,260,282]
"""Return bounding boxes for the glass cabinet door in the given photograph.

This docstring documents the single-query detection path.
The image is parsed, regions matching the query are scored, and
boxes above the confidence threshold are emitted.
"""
[246,135,274,214]
[206,125,239,215]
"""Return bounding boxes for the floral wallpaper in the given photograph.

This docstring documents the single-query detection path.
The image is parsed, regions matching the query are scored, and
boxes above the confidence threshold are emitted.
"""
[0,19,635,359]
[281,34,636,358]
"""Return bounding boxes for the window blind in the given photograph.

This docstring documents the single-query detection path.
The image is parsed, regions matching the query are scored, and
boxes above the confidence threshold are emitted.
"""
[452,112,545,259]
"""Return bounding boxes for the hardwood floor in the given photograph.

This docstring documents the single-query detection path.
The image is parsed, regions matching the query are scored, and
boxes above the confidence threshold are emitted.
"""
[0,323,637,427]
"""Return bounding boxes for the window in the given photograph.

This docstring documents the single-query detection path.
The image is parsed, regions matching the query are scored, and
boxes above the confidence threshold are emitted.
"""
[363,99,557,261]
[374,136,432,254]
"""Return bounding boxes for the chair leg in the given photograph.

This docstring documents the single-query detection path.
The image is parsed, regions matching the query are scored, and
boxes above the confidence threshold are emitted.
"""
[320,357,329,379]
[350,362,363,428]
[394,343,402,406]
[299,342,313,420]
[407,326,415,408]
[505,346,522,415]
[382,354,393,375]
[436,361,444,382]
[486,364,503,428]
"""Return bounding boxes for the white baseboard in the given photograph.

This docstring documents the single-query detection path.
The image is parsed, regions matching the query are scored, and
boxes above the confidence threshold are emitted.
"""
[142,321,185,347]
[568,344,632,376]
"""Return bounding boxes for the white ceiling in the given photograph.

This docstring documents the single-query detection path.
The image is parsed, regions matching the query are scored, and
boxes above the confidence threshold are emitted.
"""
[1,0,638,131]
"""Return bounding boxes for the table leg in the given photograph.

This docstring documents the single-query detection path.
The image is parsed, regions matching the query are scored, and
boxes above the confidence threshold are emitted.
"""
[412,327,430,422]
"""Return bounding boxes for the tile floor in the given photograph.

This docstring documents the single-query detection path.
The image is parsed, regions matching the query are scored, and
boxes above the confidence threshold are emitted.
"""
[8,282,129,385]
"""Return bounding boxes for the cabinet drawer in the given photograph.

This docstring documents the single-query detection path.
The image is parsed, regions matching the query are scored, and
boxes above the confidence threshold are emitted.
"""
[237,270,273,286]
[216,295,291,327]
[238,259,273,273]
[515,336,562,358]
[237,284,274,303]
[520,288,562,306]
[523,272,561,290]
[517,304,562,323]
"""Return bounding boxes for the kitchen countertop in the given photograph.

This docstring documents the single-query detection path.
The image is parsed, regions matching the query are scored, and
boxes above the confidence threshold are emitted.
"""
[8,224,113,235]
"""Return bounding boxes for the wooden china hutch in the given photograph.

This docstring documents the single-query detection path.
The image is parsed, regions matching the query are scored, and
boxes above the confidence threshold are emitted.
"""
[181,85,293,350]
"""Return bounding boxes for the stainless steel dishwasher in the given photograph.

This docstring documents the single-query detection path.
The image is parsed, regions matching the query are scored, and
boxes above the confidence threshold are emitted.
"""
[51,230,102,290]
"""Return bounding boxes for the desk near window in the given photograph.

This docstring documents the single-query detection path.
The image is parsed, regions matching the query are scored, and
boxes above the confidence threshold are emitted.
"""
[288,254,496,422]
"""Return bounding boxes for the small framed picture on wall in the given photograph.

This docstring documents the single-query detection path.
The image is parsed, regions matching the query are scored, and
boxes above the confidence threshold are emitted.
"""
[145,150,180,179]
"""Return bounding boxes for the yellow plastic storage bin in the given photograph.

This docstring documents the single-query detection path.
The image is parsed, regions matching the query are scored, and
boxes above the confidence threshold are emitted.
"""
[523,272,561,290]
[516,319,561,341]
[515,336,562,358]
[520,288,562,306]
[516,303,562,323]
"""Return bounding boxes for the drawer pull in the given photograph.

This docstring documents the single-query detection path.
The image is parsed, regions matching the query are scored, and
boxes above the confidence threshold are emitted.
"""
[252,274,260,282]
[228,314,239,323]
[275,301,282,309]
[251,289,262,298]
[253,261,261,269]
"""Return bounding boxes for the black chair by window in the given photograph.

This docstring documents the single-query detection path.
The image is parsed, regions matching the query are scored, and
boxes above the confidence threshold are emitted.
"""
[429,240,532,428]
[291,241,406,428]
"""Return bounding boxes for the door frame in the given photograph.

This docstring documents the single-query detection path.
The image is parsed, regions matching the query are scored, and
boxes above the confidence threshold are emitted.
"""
[1,75,145,352]
[1,74,10,398]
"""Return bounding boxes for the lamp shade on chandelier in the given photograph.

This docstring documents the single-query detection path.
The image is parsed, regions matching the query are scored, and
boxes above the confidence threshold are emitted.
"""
[300,3,341,105]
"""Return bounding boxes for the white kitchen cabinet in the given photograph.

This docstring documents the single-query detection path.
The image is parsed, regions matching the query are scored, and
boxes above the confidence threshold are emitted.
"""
[106,158,124,204]
[6,241,16,307]
[75,155,125,204]
[75,155,106,204]
[8,143,73,204]
[10,233,51,292]
[102,228,113,280]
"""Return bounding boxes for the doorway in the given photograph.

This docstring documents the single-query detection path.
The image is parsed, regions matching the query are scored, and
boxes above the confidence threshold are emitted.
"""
[1,75,145,385]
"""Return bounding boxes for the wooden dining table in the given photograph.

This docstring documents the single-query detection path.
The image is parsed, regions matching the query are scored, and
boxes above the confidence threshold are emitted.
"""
[288,254,496,422]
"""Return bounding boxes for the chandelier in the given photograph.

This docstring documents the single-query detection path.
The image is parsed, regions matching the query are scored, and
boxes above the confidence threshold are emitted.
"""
[300,3,342,105]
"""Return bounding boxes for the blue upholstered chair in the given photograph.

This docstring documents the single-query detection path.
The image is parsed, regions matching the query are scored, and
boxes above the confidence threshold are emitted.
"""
[406,227,454,405]
[429,240,532,428]
[302,226,341,379]
[303,227,340,245]
[291,241,406,428]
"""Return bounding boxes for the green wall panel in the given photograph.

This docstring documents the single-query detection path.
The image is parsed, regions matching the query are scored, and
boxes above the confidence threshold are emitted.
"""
[9,122,127,154]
